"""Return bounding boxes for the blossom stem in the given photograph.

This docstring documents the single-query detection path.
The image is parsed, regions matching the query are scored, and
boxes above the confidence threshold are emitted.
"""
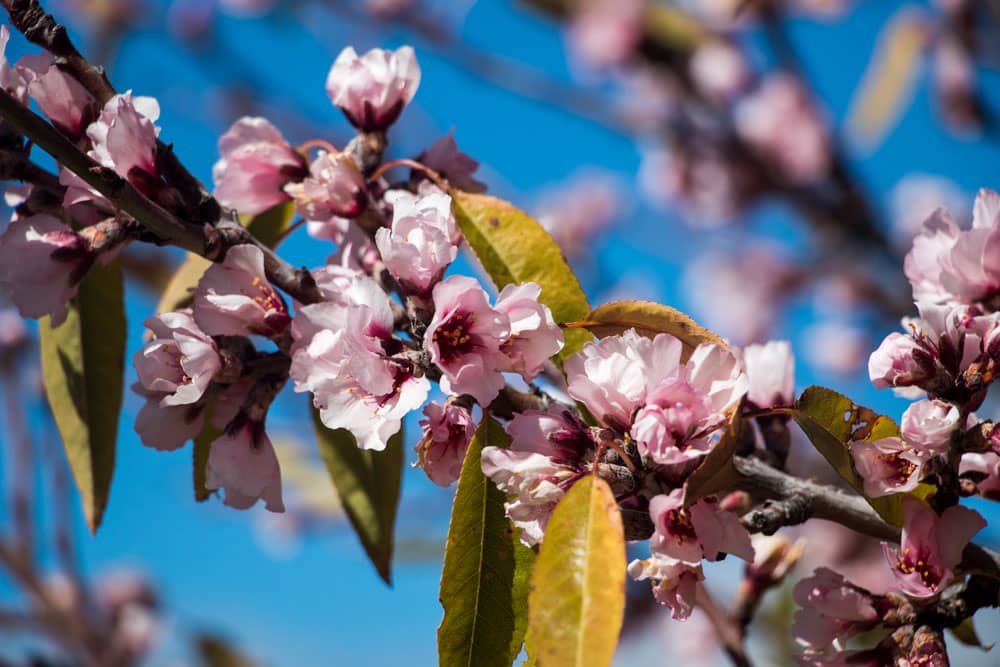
[368,158,449,191]
[297,139,339,155]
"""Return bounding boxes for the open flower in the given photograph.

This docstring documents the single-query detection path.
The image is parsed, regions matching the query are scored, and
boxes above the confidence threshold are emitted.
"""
[284,151,368,221]
[414,401,476,487]
[425,276,509,406]
[326,45,420,131]
[375,189,459,294]
[494,282,564,379]
[213,116,308,215]
[206,418,284,512]
[900,399,960,454]
[627,553,703,620]
[850,436,926,497]
[648,489,754,563]
[193,245,290,338]
[133,310,220,408]
[481,408,594,546]
[791,568,879,651]
[0,213,92,326]
[742,340,795,408]
[882,498,985,598]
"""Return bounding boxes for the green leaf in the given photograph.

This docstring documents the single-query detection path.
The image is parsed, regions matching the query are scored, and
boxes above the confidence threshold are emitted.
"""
[192,410,220,502]
[683,403,744,505]
[449,190,591,362]
[194,633,258,667]
[566,300,726,363]
[528,475,625,667]
[40,260,126,532]
[438,416,534,667]
[311,408,402,584]
[949,617,993,651]
[156,200,295,314]
[787,385,934,526]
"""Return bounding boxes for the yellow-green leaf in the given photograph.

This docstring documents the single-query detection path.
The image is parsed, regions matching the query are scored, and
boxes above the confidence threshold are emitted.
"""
[311,408,402,584]
[450,190,591,362]
[438,416,534,667]
[566,300,726,362]
[788,385,934,526]
[949,617,993,651]
[40,260,126,532]
[195,634,258,667]
[157,200,295,314]
[192,410,220,502]
[683,403,744,505]
[846,8,928,151]
[528,475,625,667]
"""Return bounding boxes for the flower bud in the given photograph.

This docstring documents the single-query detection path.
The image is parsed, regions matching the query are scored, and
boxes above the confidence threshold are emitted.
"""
[326,46,420,131]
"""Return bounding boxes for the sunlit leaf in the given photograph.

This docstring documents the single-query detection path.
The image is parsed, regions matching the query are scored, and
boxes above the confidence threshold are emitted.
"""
[566,300,726,362]
[846,8,929,151]
[40,260,126,532]
[311,408,402,584]
[438,416,534,667]
[450,189,591,362]
[156,200,295,314]
[787,385,934,526]
[528,475,625,667]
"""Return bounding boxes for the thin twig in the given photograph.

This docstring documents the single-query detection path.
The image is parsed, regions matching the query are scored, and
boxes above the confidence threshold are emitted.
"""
[695,583,754,667]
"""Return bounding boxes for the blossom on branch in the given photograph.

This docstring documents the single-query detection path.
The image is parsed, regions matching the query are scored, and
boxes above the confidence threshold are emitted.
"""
[413,401,476,487]
[284,150,368,221]
[326,46,420,131]
[206,417,285,512]
[375,188,459,295]
[791,568,879,652]
[193,245,291,338]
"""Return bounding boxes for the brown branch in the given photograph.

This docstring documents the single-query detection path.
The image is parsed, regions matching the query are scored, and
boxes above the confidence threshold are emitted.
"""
[695,583,755,667]
[0,87,323,304]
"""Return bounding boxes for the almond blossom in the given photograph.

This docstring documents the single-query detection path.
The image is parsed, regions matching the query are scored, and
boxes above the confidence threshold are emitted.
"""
[206,418,284,512]
[193,245,290,338]
[212,116,308,215]
[494,282,564,378]
[481,408,595,546]
[414,401,476,487]
[741,340,795,409]
[626,553,703,620]
[0,213,92,326]
[850,436,926,498]
[648,489,754,563]
[375,189,459,295]
[0,26,27,103]
[791,568,880,652]
[425,276,509,406]
[326,46,420,131]
[284,151,368,221]
[899,399,960,454]
[17,52,96,139]
[882,498,985,599]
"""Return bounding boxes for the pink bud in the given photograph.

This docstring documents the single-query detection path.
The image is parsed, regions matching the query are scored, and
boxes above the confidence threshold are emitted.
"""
[900,399,959,454]
[375,189,458,294]
[326,46,420,131]
[87,91,160,182]
[741,340,795,408]
[414,401,476,487]
[284,151,368,221]
[206,419,284,512]
[212,116,308,215]
[868,332,934,390]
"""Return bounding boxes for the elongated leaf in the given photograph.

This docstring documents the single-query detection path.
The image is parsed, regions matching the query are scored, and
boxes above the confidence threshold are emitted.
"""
[528,475,625,667]
[193,414,220,502]
[788,386,933,526]
[311,408,402,584]
[846,8,928,151]
[40,260,126,532]
[157,201,295,314]
[438,417,534,667]
[683,403,744,505]
[450,190,591,361]
[566,300,725,362]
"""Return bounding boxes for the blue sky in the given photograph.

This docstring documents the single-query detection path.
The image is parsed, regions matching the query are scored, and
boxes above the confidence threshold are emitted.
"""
[3,0,1000,664]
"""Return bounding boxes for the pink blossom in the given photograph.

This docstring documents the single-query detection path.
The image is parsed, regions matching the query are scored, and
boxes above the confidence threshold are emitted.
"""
[17,52,96,138]
[882,498,985,598]
[482,408,594,545]
[414,401,476,487]
[133,310,220,407]
[425,276,509,406]
[734,75,830,184]
[206,420,284,512]
[326,46,420,131]
[900,399,959,454]
[741,340,795,408]
[889,175,966,251]
[627,554,703,620]
[567,0,643,69]
[193,245,290,338]
[375,189,458,294]
[850,436,926,497]
[291,273,429,450]
[640,146,755,226]
[802,321,869,376]
[418,131,485,193]
[689,39,750,101]
[0,26,27,103]
[867,332,934,391]
[904,188,1000,305]
[212,117,308,215]
[87,91,161,182]
[649,489,753,563]
[494,282,564,379]
[133,398,205,453]
[791,568,879,650]
[284,151,368,221]
[960,452,1000,500]
[0,213,91,326]
[631,341,746,465]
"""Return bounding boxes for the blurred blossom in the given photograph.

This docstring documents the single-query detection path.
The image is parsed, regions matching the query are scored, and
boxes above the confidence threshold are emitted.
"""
[218,0,275,17]
[802,321,868,375]
[689,39,750,102]
[567,0,643,70]
[889,175,966,250]
[684,246,797,344]
[614,68,678,132]
[640,146,756,226]
[680,0,749,29]
[790,0,851,19]
[933,35,979,133]
[734,75,830,184]
[741,340,795,408]
[365,0,414,19]
[0,308,28,354]
[535,172,622,258]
